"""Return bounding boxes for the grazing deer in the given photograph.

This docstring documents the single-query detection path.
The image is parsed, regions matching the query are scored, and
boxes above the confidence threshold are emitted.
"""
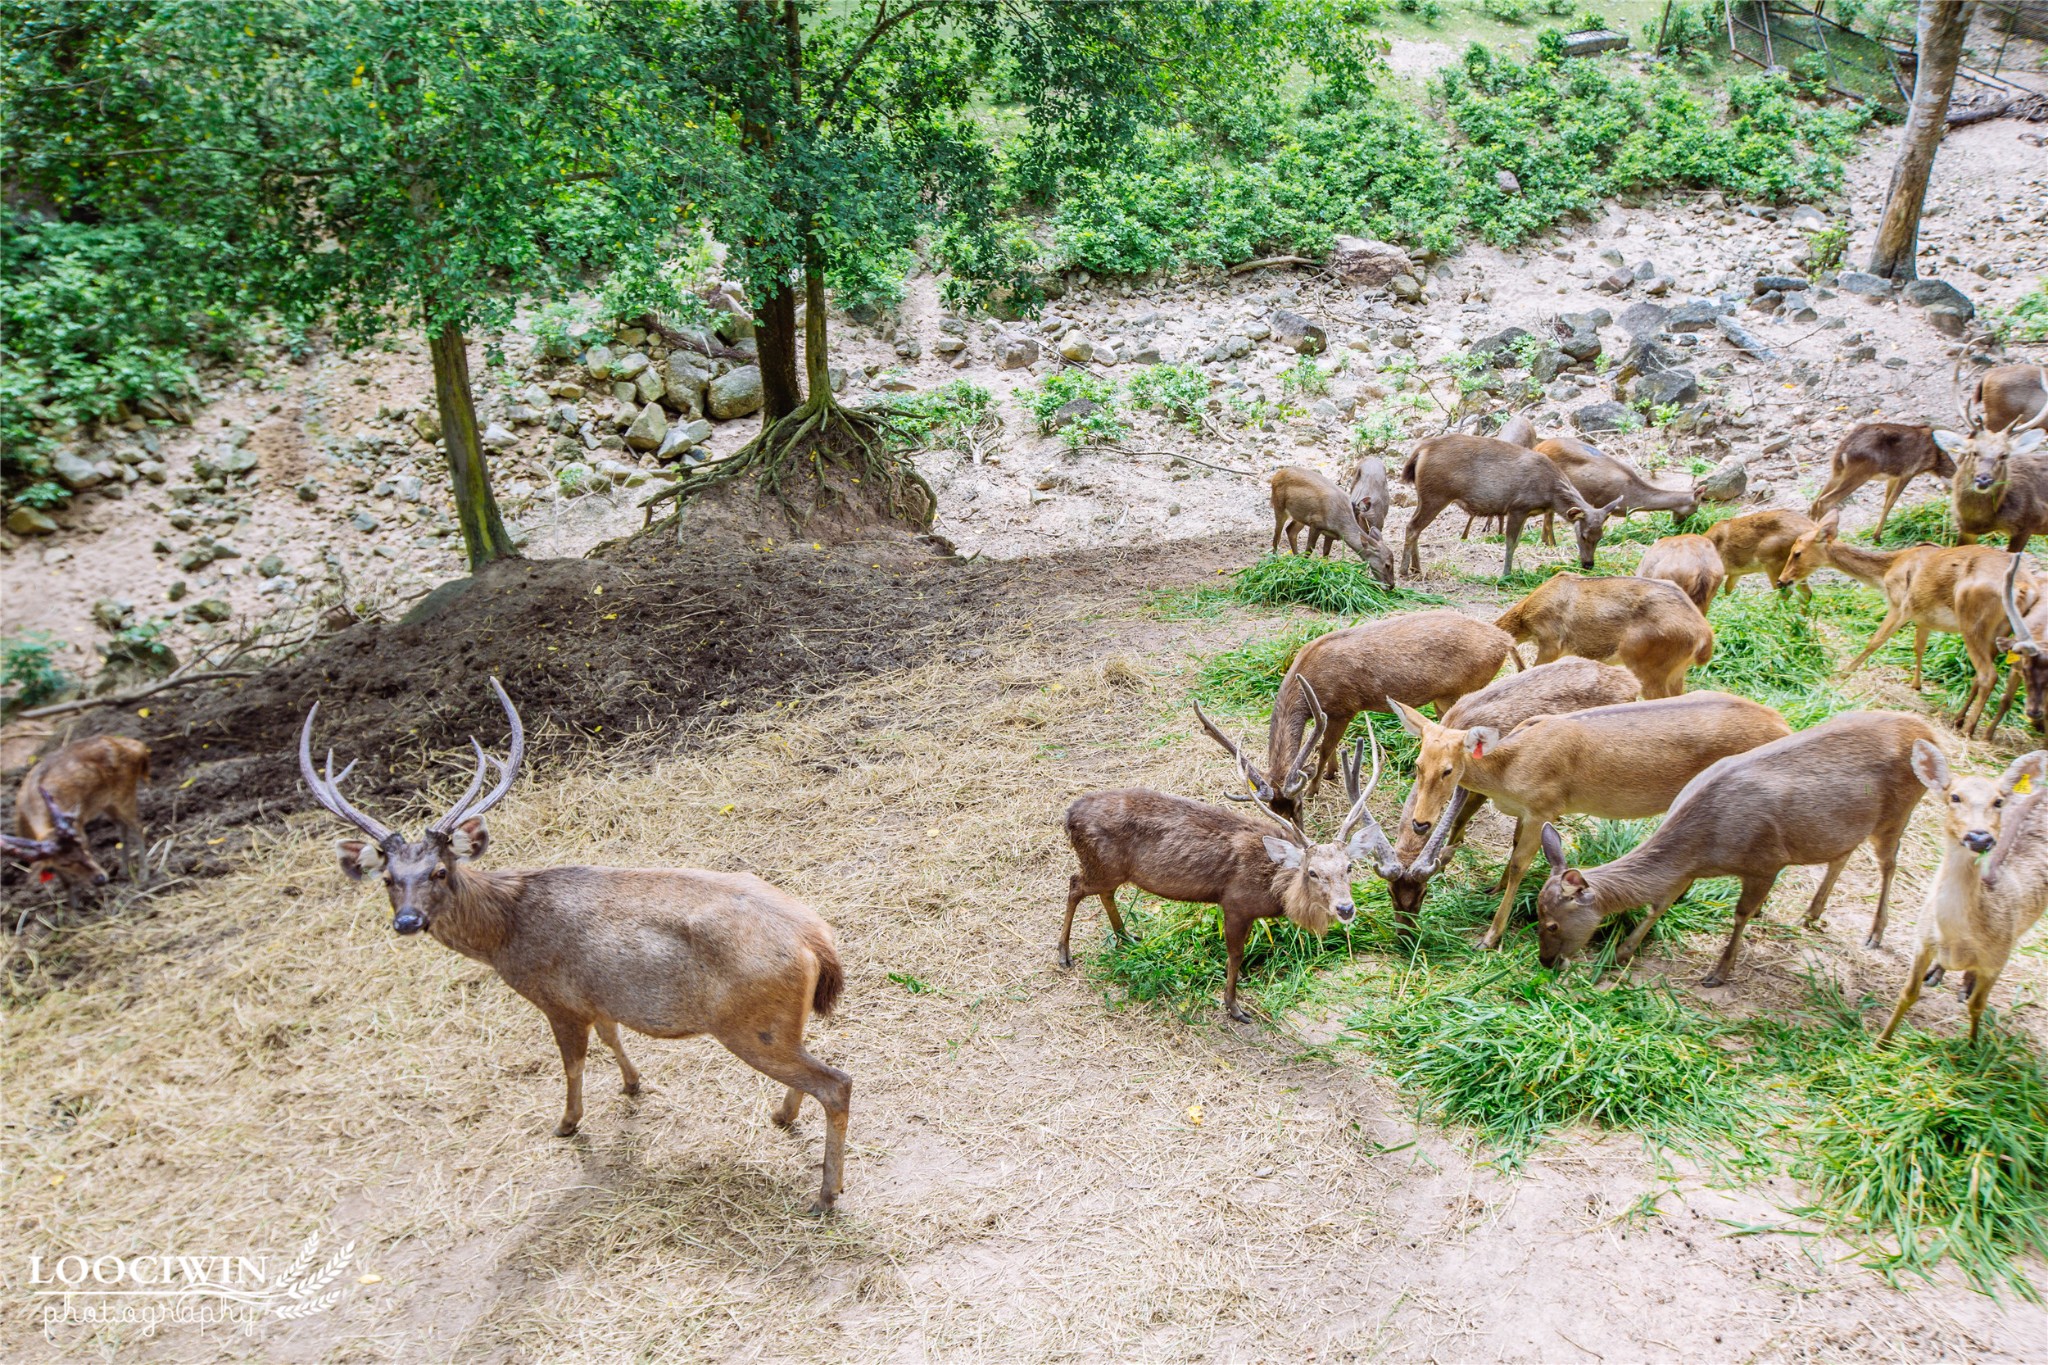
[1877,744,2048,1045]
[1063,706,1434,1022]
[1989,555,2048,735]
[1806,424,1956,538]
[301,680,853,1212]
[1835,545,2042,737]
[1269,466,1395,586]
[1255,610,1519,823]
[1635,534,1726,612]
[14,735,150,897]
[1458,414,1540,538]
[1345,455,1390,536]
[1534,437,1699,545]
[1772,511,1939,593]
[1494,573,1714,700]
[1967,362,2047,436]
[1395,691,1788,948]
[1400,434,1622,579]
[1534,709,1939,980]
[1704,509,1818,599]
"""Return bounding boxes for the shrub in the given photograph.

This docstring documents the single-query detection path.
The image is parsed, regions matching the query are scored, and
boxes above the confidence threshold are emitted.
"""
[1020,369,1126,447]
[885,380,995,451]
[1127,364,1211,430]
[1988,279,2048,345]
[1,632,74,714]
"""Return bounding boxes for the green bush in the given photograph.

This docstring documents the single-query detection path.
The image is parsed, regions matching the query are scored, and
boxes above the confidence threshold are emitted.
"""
[1,632,74,713]
[885,380,995,450]
[1020,369,1126,446]
[1127,363,1211,430]
[1989,279,2048,345]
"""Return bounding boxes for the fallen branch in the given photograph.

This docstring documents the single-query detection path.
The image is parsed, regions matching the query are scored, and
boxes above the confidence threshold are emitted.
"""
[17,670,257,720]
[1227,255,1321,275]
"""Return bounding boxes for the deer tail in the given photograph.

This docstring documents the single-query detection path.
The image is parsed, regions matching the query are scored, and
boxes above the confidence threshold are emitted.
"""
[1399,452,1419,483]
[810,933,844,1017]
[1695,631,1716,667]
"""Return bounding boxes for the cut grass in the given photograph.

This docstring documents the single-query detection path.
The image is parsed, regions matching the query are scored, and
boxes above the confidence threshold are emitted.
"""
[1194,628,1421,774]
[1859,499,1958,548]
[1091,895,1364,1023]
[1697,588,1864,728]
[1229,553,1442,616]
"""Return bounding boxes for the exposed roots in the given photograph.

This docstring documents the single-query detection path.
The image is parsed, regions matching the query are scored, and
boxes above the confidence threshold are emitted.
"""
[642,395,935,534]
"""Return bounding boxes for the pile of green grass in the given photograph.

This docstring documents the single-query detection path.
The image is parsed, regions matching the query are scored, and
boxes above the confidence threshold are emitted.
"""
[1860,500,1956,548]
[1697,588,1864,728]
[1229,553,1441,616]
[1092,895,1364,1023]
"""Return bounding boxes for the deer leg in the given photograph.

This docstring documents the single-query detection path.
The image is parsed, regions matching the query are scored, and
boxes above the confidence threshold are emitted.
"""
[1318,532,1336,558]
[546,1014,590,1137]
[594,1019,641,1096]
[1865,826,1907,949]
[1285,521,1304,555]
[1499,512,1530,579]
[1841,605,1908,677]
[1965,969,1997,1043]
[1958,645,1999,737]
[1541,510,1556,547]
[1059,875,1096,969]
[1101,889,1131,943]
[1616,897,1678,966]
[1801,853,1851,928]
[1308,716,1349,799]
[1876,941,1938,1045]
[1221,910,1253,1023]
[1486,816,1523,893]
[1910,625,1931,690]
[1459,514,1475,541]
[1271,512,1286,554]
[1875,476,1906,539]
[1480,817,1544,950]
[723,1024,853,1212]
[1702,873,1780,987]
[1404,498,1446,577]
[1989,665,2024,735]
[2012,530,2032,556]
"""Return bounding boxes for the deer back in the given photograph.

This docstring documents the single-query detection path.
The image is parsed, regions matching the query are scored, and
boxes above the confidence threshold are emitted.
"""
[1065,789,1284,911]
[1705,509,1816,576]
[1833,422,1951,482]
[16,736,150,837]
[1408,434,1585,517]
[1980,364,2048,435]
[1535,437,1651,508]
[1636,534,1725,611]
[1494,574,1705,658]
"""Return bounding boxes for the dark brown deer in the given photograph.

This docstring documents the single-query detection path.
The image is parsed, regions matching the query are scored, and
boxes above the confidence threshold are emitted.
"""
[1063,707,1442,1022]
[1400,434,1622,579]
[1256,609,1519,823]
[1494,573,1714,699]
[1534,709,1940,981]
[1943,422,2048,555]
[1806,423,1956,537]
[1458,414,1539,538]
[1396,691,1788,948]
[14,735,150,897]
[1877,743,2048,1045]
[1635,533,1726,612]
[302,680,853,1212]
[1990,555,2048,735]
[1269,465,1395,585]
[1704,509,1818,600]
[1345,454,1390,536]
[1534,437,1699,544]
[1384,658,1641,927]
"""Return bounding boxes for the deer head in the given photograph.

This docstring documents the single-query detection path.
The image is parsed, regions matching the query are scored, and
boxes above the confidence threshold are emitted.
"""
[1910,740,2047,857]
[1563,496,1625,571]
[302,678,525,936]
[1534,823,1602,968]
[1776,511,1840,589]
[5,785,107,889]
[1194,681,1330,822]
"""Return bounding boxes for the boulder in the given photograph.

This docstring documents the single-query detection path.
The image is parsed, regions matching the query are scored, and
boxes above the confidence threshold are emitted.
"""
[1528,345,1571,385]
[708,365,765,420]
[1389,273,1425,304]
[1496,169,1522,195]
[610,351,651,381]
[1049,398,1103,433]
[1596,271,1634,294]
[1619,302,1670,339]
[1903,277,1974,317]
[1059,335,1096,363]
[1203,334,1255,363]
[480,422,519,451]
[1329,236,1413,288]
[1561,29,1629,56]
[1836,271,1895,298]
[51,449,105,491]
[1696,456,1748,503]
[1615,339,1681,384]
[183,598,232,624]
[1271,309,1328,355]
[1625,367,1699,408]
[997,335,1039,369]
[624,403,668,452]
[1665,300,1721,332]
[257,554,286,578]
[1789,206,1830,232]
[412,409,442,442]
[583,344,616,380]
[1471,326,1535,366]
[933,336,967,355]
[1754,274,1810,294]
[1554,316,1602,363]
[1571,401,1635,434]
[91,598,134,631]
[1715,315,1781,362]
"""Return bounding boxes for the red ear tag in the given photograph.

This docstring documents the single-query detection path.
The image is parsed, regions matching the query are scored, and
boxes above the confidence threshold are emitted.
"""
[1472,741,1485,759]
[39,870,54,883]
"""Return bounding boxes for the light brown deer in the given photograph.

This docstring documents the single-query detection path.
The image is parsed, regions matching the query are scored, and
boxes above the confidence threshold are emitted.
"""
[1394,691,1788,948]
[1385,658,1641,927]
[301,680,853,1212]
[1064,707,1438,1022]
[1493,573,1714,699]
[1704,509,1818,599]
[1534,709,1940,980]
[14,735,150,898]
[1345,454,1390,536]
[1457,414,1540,538]
[1635,533,1726,612]
[1877,743,2048,1045]
[1835,544,2042,736]
[1534,437,1699,545]
[1989,556,2048,735]
[1967,362,2047,436]
[1400,434,1622,579]
[1269,465,1395,585]
[1772,511,1940,593]
[1806,423,1956,537]
[1942,423,2048,555]
[1255,610,1519,823]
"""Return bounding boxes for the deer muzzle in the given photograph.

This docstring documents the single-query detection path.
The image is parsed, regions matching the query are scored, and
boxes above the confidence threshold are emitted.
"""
[393,909,428,935]
[1962,830,1996,855]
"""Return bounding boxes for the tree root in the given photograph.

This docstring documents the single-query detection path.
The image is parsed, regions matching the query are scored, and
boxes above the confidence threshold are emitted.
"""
[641,395,935,534]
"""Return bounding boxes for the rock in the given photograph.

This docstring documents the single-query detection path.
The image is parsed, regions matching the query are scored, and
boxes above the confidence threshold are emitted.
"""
[610,351,650,381]
[1059,335,1096,363]
[1329,236,1413,288]
[1715,315,1781,362]
[1615,339,1681,383]
[654,427,690,460]
[1094,344,1120,366]
[137,460,167,484]
[674,418,712,447]
[1561,28,1629,56]
[1599,248,1626,267]
[583,344,616,379]
[1597,270,1634,294]
[411,410,442,442]
[257,554,286,578]
[479,422,519,451]
[1665,300,1721,332]
[1644,276,1673,296]
[893,336,923,361]
[505,403,543,426]
[1471,326,1535,366]
[1626,367,1699,408]
[1126,344,1165,366]
[1789,206,1830,232]
[91,598,133,631]
[1243,321,1272,342]
[1555,316,1602,363]
[1903,277,1974,317]
[1754,274,1809,294]
[175,546,212,571]
[1389,273,1424,304]
[1496,169,1522,195]
[51,449,105,490]
[997,335,1039,370]
[1836,271,1895,298]
[1571,401,1635,434]
[1696,456,1748,503]
[1529,345,1571,384]
[624,402,669,451]
[933,336,967,355]
[1924,304,1972,337]
[184,598,231,624]
[1619,302,1670,339]
[351,511,380,532]
[633,368,666,405]
[1842,343,1879,362]
[1049,398,1103,433]
[1204,334,1255,363]
[878,374,918,392]
[708,365,764,420]
[1271,309,1328,355]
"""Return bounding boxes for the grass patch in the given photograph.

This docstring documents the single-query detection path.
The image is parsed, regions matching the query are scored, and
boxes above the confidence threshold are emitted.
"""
[1090,894,1364,1023]
[1697,588,1863,728]
[1600,501,1739,546]
[1196,624,1334,712]
[1143,584,1233,621]
[1229,554,1440,617]
[1860,500,1957,548]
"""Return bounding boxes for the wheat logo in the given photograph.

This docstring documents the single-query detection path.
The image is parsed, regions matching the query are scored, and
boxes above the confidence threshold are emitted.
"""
[258,1234,356,1321]
[30,1229,360,1337]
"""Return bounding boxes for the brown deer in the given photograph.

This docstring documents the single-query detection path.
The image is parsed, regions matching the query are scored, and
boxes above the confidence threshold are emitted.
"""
[1806,424,1956,538]
[1256,610,1519,823]
[1534,709,1940,980]
[1384,658,1641,927]
[1063,707,1439,1022]
[1400,434,1622,579]
[1704,509,1818,599]
[1942,424,2048,555]
[1394,691,1789,948]
[1458,414,1539,538]
[1877,743,2048,1045]
[1835,544,2042,737]
[1269,465,1395,585]
[14,735,150,897]
[301,681,853,1212]
[1493,573,1714,700]
[1772,511,1940,593]
[1534,437,1699,545]
[1635,534,1726,612]
[1345,454,1390,536]
[1967,362,2047,436]
[1989,555,2048,735]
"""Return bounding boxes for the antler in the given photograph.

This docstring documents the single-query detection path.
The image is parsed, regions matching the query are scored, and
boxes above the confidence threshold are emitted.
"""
[36,784,83,843]
[1193,699,1273,803]
[1277,680,1328,799]
[299,702,395,843]
[1336,727,1403,879]
[1,831,62,860]
[2004,554,2041,657]
[432,677,525,830]
[1953,353,1984,432]
[1405,786,1469,880]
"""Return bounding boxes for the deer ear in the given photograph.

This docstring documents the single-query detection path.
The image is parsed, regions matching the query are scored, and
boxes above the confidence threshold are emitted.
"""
[448,817,490,860]
[1602,498,1624,516]
[1540,822,1568,871]
[2013,430,2046,456]
[338,839,383,881]
[1910,739,1950,794]
[1465,726,1501,759]
[1391,700,1431,737]
[1262,836,1305,869]
[1562,868,1587,890]
[1999,751,2048,797]
[1932,429,1969,456]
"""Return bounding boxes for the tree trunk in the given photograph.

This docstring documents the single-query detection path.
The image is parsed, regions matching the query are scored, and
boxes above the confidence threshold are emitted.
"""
[755,281,804,422]
[804,249,831,396]
[427,321,519,572]
[1867,0,1975,281]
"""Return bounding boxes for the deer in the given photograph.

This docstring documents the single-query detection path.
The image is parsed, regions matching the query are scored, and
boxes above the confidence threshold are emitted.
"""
[1384,658,1641,926]
[13,735,150,900]
[1989,555,2048,735]
[1400,434,1623,579]
[301,680,853,1212]
[1635,533,1726,612]
[1704,509,1819,600]
[1772,510,1940,593]
[1493,573,1714,700]
[1063,698,1445,1022]
[1835,544,2043,737]
[1457,413,1540,539]
[1943,425,2048,555]
[1269,465,1395,586]
[1345,454,1390,536]
[1967,362,2047,436]
[1876,743,2048,1046]
[1255,609,1520,823]
[1806,423,1956,538]
[1533,437,1699,545]
[1394,691,1789,948]
[1534,709,1940,981]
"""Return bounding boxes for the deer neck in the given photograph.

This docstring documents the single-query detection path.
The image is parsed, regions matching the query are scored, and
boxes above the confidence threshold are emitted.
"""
[1587,840,1698,920]
[429,867,527,962]
[1822,540,1904,588]
[1930,835,1993,938]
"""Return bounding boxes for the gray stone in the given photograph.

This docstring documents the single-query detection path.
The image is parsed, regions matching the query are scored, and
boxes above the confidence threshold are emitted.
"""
[1243,321,1272,341]
[1471,327,1535,366]
[412,410,442,442]
[137,460,167,484]
[1665,300,1721,332]
[257,554,286,578]
[583,344,616,380]
[52,449,105,490]
[893,336,922,361]
[1597,270,1634,294]
[654,427,689,460]
[1644,276,1673,296]
[1626,367,1699,408]
[675,418,712,447]
[1754,274,1810,294]
[351,511,380,532]
[1059,334,1096,363]
[1902,278,1973,318]
[1632,259,1657,281]
[1496,169,1521,195]
[1329,236,1413,288]
[1924,304,1972,337]
[1571,401,1635,434]
[633,367,666,405]
[1049,398,1103,433]
[1616,339,1681,383]
[1271,309,1328,355]
[1389,273,1424,304]
[1696,457,1748,503]
[184,598,231,624]
[91,598,134,631]
[1619,302,1670,339]
[998,335,1039,370]
[1836,271,1895,298]
[1561,28,1629,56]
[1555,318,1602,363]
[1529,345,1572,385]
[933,336,967,355]
[1715,315,1781,362]
[1126,344,1165,366]
[708,365,764,420]
[1842,343,1879,362]
[1204,334,1255,363]
[610,350,650,381]
[624,402,668,451]
[1789,206,1829,232]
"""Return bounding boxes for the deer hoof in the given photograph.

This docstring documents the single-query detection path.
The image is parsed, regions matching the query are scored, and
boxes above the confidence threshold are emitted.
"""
[555,1119,580,1137]
[807,1196,838,1217]
[1226,1005,1253,1024]
[1863,932,1884,950]
[1477,932,1503,951]
[622,1080,642,1097]
[1698,972,1728,988]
